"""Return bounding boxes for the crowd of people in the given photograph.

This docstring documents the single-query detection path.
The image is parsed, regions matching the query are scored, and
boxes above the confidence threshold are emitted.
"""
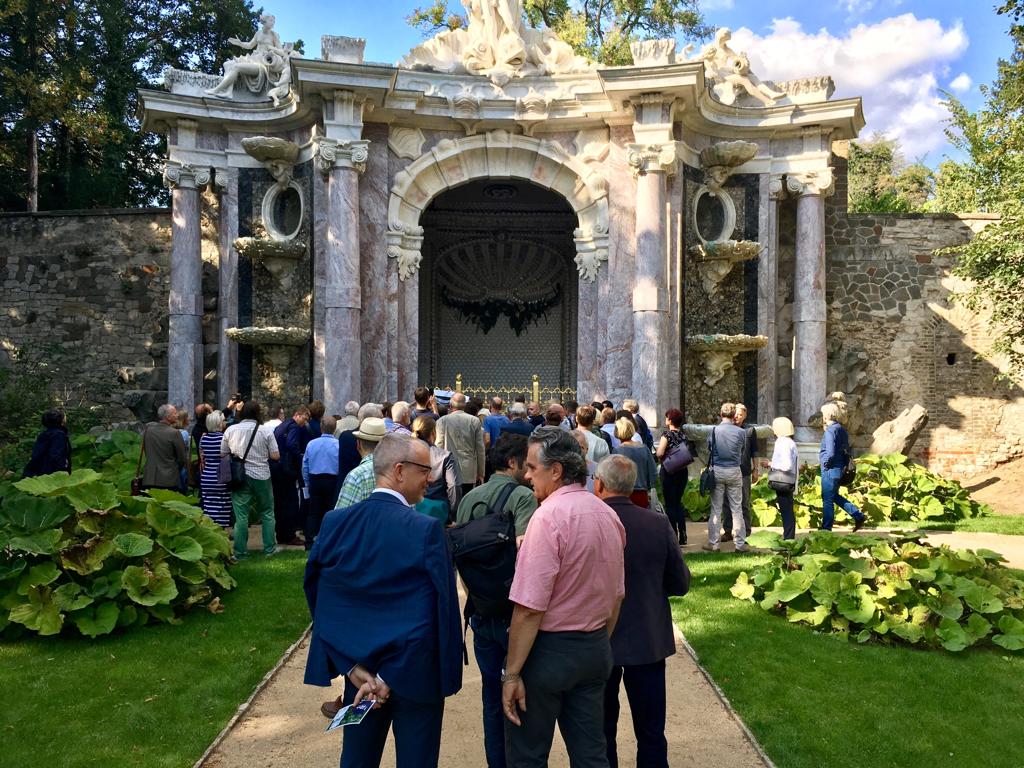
[23,388,863,767]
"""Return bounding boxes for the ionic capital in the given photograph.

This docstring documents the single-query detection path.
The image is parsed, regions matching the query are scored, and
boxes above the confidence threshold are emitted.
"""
[315,138,370,175]
[786,169,835,198]
[163,161,211,190]
[768,174,787,200]
[627,143,677,177]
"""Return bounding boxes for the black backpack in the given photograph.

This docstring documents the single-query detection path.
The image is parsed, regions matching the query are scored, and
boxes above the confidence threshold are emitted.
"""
[446,482,519,621]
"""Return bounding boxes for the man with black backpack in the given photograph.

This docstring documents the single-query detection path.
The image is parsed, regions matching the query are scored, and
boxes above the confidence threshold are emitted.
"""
[451,433,537,768]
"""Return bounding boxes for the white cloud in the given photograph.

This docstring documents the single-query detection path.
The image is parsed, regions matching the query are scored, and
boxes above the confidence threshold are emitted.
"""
[701,0,735,9]
[949,72,972,92]
[728,14,969,157]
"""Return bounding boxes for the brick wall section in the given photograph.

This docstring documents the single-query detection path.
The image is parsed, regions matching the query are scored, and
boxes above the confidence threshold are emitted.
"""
[0,210,176,422]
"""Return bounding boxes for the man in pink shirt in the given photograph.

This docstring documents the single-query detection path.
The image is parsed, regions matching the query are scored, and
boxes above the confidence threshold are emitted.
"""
[502,426,626,767]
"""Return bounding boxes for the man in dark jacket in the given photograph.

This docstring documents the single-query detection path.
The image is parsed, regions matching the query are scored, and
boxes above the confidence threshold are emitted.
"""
[271,405,310,545]
[594,454,690,768]
[304,433,462,768]
[23,409,71,477]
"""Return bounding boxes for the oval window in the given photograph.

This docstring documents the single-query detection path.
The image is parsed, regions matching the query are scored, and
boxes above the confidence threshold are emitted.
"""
[262,182,303,241]
[692,187,736,244]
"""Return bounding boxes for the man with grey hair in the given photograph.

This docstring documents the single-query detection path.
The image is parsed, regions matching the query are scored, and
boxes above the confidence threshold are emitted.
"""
[337,403,383,486]
[140,404,188,491]
[703,402,749,552]
[436,392,485,496]
[303,414,339,549]
[723,402,757,541]
[501,401,534,436]
[622,399,654,451]
[336,401,360,434]
[503,427,626,766]
[593,455,690,768]
[387,401,413,435]
[306,432,462,767]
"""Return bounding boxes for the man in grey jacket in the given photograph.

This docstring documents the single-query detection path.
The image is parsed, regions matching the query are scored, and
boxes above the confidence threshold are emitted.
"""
[436,392,486,497]
[703,402,749,552]
[141,403,188,491]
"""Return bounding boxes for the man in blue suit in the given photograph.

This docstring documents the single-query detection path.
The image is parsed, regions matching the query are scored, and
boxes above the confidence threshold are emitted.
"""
[304,433,463,768]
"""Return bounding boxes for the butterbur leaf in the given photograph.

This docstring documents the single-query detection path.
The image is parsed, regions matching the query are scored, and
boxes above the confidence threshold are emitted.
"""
[746,531,783,550]
[72,601,120,638]
[9,529,63,555]
[810,572,843,607]
[60,537,115,575]
[0,558,27,581]
[123,563,178,606]
[965,613,992,642]
[975,549,1007,563]
[85,572,123,600]
[143,489,196,504]
[113,533,154,557]
[918,496,945,519]
[928,590,964,621]
[63,482,120,513]
[936,617,972,652]
[890,619,924,644]
[730,572,755,601]
[787,604,830,626]
[0,493,74,531]
[993,616,1024,651]
[189,524,231,557]
[206,561,236,590]
[52,583,93,612]
[8,586,63,635]
[157,534,203,562]
[17,562,61,594]
[770,571,814,603]
[116,604,138,627]
[837,585,877,625]
[145,505,195,537]
[147,603,182,624]
[13,469,101,497]
[172,561,209,585]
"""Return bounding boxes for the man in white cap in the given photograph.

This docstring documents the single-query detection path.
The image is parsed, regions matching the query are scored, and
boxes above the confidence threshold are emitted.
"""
[334,417,387,510]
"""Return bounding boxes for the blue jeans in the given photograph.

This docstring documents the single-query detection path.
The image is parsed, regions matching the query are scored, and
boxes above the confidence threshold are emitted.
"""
[820,467,863,530]
[470,615,510,768]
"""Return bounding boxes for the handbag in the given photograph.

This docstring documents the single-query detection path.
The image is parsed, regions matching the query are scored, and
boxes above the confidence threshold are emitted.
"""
[131,426,147,496]
[840,456,857,487]
[661,434,694,475]
[226,425,259,492]
[767,468,797,493]
[698,428,716,496]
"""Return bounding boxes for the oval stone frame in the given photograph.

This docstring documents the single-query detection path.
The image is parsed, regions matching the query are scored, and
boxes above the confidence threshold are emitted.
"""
[692,185,736,244]
[261,181,304,241]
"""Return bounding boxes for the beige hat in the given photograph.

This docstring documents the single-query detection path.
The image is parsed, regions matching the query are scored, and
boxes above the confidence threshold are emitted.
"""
[353,417,387,442]
[771,416,795,438]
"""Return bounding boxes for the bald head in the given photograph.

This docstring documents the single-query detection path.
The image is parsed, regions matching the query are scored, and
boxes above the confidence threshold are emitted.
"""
[451,392,467,410]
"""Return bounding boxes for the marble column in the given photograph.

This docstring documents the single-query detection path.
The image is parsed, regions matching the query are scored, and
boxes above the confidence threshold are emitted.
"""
[789,170,833,440]
[214,168,238,408]
[318,139,369,412]
[164,162,209,417]
[756,175,784,423]
[398,273,419,399]
[628,143,675,426]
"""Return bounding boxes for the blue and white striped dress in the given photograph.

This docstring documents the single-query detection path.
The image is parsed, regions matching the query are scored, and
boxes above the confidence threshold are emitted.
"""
[199,431,232,527]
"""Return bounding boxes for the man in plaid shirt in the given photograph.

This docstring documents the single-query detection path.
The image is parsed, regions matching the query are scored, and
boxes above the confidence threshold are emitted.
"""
[335,417,386,510]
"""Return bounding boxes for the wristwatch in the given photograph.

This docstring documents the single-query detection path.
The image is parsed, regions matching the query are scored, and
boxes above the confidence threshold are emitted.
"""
[500,669,520,684]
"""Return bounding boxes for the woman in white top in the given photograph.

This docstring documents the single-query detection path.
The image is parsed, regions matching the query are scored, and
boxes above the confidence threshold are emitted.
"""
[769,416,800,540]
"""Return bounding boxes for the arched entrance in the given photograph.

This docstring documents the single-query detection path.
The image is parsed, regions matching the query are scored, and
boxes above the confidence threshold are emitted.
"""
[419,179,578,390]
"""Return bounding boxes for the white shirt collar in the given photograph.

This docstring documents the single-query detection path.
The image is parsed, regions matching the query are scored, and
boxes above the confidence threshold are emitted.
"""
[372,487,412,507]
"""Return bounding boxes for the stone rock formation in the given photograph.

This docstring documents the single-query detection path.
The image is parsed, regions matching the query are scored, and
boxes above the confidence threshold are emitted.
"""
[868,404,930,457]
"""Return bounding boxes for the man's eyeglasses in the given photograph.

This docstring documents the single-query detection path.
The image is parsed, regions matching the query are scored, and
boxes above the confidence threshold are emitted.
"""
[399,460,432,474]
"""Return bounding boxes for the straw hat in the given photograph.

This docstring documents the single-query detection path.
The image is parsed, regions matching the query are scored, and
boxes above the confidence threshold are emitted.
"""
[353,417,387,442]
[771,416,795,437]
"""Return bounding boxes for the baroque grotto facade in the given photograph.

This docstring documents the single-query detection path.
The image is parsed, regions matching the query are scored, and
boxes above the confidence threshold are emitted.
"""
[140,11,864,437]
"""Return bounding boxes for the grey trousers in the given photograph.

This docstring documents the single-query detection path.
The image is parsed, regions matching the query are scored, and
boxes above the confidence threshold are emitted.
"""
[708,466,745,547]
[506,629,613,768]
[722,473,752,536]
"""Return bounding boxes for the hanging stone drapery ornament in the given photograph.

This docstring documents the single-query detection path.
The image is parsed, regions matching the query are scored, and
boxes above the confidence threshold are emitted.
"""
[441,284,562,336]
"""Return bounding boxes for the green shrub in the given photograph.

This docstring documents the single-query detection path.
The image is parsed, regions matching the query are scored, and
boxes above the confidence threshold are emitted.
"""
[731,530,1024,653]
[0,469,235,638]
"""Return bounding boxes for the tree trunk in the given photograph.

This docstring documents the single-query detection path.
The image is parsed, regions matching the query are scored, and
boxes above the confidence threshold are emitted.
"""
[27,129,38,212]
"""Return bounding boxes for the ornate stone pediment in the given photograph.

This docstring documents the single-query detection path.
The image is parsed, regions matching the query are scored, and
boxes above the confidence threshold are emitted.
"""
[400,0,591,85]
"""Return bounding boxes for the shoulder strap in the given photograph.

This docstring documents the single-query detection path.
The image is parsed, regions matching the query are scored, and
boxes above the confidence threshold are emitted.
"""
[493,480,518,517]
[709,426,717,467]
[136,426,148,476]
[241,423,259,461]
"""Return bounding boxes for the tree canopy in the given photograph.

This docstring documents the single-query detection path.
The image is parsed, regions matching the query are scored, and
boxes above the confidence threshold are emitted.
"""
[408,0,709,65]
[0,0,261,212]
[846,134,935,213]
[936,1,1024,382]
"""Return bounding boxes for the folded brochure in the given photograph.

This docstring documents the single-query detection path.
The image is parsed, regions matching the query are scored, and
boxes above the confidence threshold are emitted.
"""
[326,699,374,732]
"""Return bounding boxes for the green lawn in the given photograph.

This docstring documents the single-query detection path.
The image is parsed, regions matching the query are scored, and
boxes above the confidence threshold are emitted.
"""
[673,553,1024,768]
[0,551,310,768]
[886,516,1024,536]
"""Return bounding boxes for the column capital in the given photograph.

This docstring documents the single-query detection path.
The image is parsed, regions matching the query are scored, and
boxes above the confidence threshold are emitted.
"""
[786,169,834,197]
[627,143,677,177]
[211,166,237,192]
[163,161,211,190]
[768,174,788,200]
[315,137,370,175]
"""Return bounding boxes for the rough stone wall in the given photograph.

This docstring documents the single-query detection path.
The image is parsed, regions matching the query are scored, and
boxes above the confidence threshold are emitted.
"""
[822,207,1023,478]
[0,210,176,421]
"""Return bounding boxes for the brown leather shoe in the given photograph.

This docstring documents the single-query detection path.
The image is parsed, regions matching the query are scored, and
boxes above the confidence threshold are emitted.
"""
[721,532,734,542]
[321,696,344,719]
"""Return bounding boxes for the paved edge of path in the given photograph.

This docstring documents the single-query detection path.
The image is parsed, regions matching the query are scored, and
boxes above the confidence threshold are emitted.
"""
[673,624,776,768]
[193,624,313,768]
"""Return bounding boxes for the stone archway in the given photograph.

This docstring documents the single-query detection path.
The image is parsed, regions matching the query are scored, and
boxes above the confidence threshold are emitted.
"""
[386,130,609,284]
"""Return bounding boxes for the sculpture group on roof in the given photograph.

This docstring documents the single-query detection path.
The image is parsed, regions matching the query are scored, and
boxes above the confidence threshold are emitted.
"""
[205,14,301,106]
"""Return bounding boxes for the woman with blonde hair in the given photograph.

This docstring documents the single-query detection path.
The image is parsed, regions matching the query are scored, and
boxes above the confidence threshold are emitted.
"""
[768,416,799,540]
[819,402,865,531]
[612,416,657,508]
[412,415,462,524]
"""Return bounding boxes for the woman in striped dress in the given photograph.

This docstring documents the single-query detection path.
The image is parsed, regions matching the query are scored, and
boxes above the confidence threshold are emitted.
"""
[199,410,232,527]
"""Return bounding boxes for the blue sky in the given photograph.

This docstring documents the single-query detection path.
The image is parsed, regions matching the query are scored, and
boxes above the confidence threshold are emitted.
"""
[271,0,1016,166]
